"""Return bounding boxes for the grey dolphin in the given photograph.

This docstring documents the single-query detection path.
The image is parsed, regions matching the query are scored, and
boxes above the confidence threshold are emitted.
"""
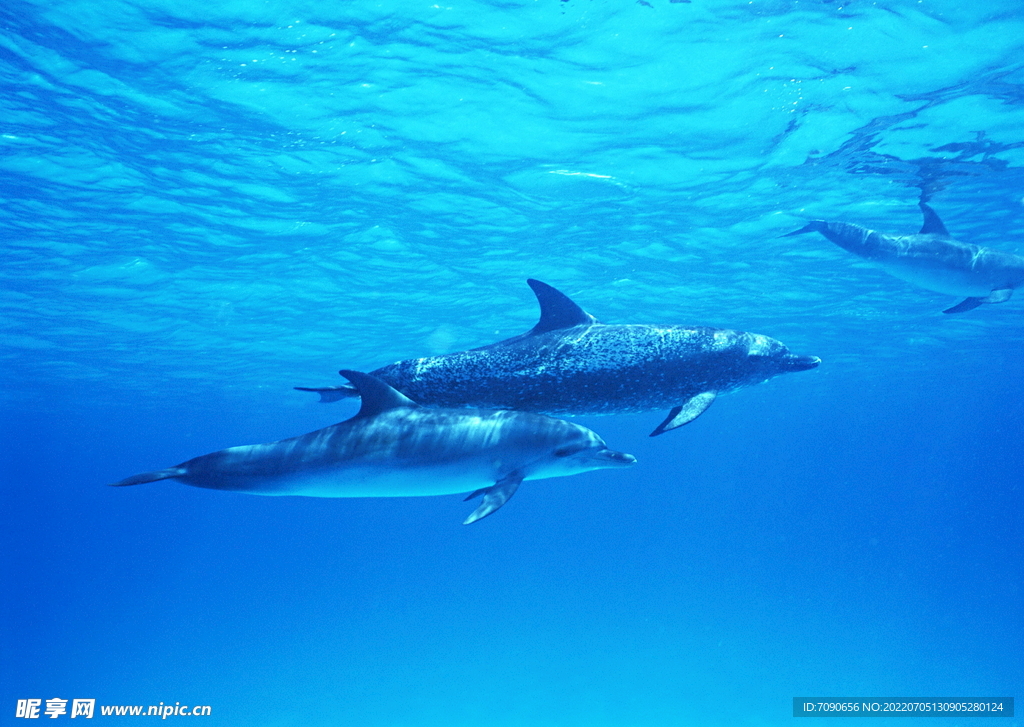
[111,371,636,524]
[784,202,1024,314]
[297,280,820,436]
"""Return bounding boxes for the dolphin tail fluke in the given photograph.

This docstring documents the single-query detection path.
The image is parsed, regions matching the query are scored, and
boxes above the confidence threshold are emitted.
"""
[109,467,186,487]
[780,220,828,238]
[293,385,358,403]
[462,472,524,525]
[649,391,717,437]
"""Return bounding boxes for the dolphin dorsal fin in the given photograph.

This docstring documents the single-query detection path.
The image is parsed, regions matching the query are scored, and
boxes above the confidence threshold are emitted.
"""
[525,279,598,335]
[339,370,419,417]
[918,202,950,236]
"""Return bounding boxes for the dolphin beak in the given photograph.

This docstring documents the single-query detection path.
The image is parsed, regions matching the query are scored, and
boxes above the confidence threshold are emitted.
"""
[594,450,637,467]
[786,355,821,371]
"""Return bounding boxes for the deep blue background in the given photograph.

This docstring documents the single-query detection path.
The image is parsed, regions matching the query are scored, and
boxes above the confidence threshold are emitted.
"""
[3,363,1021,725]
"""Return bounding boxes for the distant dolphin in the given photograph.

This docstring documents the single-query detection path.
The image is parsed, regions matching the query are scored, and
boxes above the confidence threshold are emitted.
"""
[111,371,636,524]
[297,280,820,436]
[784,202,1024,314]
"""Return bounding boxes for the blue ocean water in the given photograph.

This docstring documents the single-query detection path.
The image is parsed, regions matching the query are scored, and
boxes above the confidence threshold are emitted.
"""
[2,0,1023,724]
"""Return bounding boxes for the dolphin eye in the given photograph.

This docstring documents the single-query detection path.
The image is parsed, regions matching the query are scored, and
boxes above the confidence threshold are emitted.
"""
[554,445,586,458]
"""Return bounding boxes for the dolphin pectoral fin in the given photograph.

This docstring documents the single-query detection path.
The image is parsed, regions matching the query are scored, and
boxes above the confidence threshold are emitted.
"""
[293,385,357,403]
[109,467,185,487]
[942,297,984,314]
[462,472,524,525]
[649,391,718,437]
[918,202,950,236]
[937,288,1011,315]
[942,289,1013,314]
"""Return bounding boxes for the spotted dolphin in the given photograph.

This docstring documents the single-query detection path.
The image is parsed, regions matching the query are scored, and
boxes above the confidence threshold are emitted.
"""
[784,201,1024,314]
[111,371,635,524]
[297,280,820,436]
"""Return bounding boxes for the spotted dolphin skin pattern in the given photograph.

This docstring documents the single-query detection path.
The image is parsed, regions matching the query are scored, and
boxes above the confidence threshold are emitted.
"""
[784,202,1024,314]
[297,280,821,436]
[112,371,636,525]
